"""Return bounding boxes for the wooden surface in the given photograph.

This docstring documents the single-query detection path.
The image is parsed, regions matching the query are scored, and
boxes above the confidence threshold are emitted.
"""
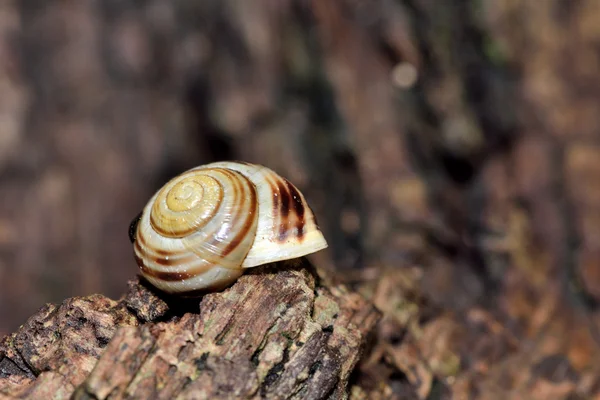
[0,260,380,399]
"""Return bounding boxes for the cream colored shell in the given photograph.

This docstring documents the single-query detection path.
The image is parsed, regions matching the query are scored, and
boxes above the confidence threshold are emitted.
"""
[131,161,328,295]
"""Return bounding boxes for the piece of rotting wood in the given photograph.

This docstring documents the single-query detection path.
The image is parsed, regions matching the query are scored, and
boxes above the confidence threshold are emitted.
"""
[0,259,380,400]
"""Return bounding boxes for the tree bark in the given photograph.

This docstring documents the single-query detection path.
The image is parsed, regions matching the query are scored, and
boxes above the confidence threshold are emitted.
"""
[0,260,380,400]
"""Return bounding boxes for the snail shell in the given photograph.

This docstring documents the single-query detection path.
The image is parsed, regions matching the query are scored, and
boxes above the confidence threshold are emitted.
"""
[130,161,328,295]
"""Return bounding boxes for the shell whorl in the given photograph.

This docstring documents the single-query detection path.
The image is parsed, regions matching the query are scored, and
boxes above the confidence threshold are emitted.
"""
[132,161,328,295]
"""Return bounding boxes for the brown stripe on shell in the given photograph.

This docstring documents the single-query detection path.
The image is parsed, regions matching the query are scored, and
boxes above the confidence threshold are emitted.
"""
[152,254,191,267]
[284,178,306,240]
[138,262,195,281]
[135,227,201,268]
[135,240,215,281]
[264,173,292,242]
[277,178,291,219]
[220,172,257,257]
[203,168,241,259]
[275,178,292,241]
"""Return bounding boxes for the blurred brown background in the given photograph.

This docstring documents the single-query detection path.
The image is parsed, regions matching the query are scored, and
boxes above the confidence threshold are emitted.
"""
[2,1,600,398]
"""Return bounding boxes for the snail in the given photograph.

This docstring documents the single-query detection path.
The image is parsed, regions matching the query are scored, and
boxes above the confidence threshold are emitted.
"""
[128,161,328,295]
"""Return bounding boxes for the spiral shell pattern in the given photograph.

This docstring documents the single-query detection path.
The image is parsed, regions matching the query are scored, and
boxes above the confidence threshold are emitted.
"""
[131,161,328,295]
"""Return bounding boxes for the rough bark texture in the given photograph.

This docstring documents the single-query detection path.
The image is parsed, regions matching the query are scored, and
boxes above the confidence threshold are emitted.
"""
[0,260,380,399]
